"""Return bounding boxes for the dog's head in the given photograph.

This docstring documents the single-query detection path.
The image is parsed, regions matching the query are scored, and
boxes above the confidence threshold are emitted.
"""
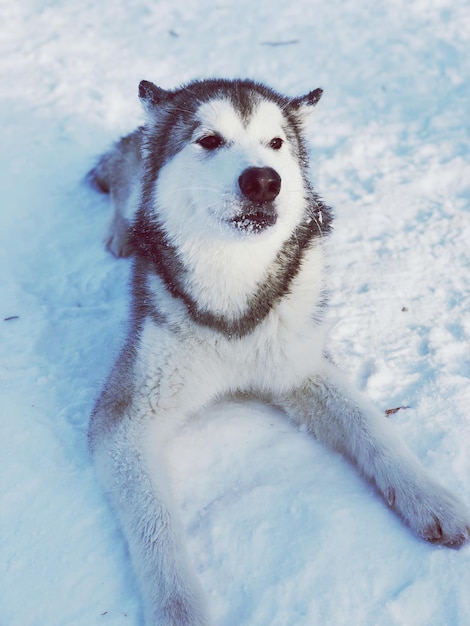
[137,79,323,244]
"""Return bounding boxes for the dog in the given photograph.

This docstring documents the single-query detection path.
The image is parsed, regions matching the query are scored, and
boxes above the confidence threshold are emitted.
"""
[87,78,470,626]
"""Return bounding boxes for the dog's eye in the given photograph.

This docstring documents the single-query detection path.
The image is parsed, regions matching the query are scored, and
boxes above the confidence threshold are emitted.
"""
[269,137,283,150]
[197,134,224,151]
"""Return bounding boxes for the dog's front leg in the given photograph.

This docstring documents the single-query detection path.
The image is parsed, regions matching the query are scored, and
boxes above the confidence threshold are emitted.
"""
[91,416,210,626]
[281,362,470,547]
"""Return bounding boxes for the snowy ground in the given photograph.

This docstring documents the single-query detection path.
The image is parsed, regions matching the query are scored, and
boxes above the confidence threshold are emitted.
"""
[1,0,470,624]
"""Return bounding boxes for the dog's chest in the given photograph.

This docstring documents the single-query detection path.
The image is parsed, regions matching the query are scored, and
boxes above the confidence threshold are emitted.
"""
[135,241,327,413]
[224,303,327,392]
[133,286,326,424]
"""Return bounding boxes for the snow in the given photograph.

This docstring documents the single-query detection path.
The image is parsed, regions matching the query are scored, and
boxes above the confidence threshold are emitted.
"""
[1,0,470,624]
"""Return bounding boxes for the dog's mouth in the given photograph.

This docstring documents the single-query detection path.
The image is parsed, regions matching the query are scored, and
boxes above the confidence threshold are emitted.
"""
[228,206,278,234]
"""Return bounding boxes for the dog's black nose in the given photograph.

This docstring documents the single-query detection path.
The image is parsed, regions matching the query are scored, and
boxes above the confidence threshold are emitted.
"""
[238,167,281,203]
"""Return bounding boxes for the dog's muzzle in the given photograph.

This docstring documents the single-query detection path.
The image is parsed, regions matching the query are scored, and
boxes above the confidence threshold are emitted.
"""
[231,167,281,233]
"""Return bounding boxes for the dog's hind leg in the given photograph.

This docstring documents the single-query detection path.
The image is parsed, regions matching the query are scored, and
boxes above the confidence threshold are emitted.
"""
[87,128,144,257]
[90,415,210,626]
[281,362,470,547]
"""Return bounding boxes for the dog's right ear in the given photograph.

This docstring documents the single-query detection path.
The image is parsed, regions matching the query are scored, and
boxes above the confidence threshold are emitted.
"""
[290,88,323,112]
[138,80,172,116]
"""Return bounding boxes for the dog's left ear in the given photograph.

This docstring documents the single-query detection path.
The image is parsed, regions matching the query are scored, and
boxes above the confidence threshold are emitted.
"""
[139,80,173,117]
[289,88,323,115]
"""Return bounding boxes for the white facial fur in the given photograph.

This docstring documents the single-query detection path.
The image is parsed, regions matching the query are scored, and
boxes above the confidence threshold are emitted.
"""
[155,98,306,243]
[152,98,310,316]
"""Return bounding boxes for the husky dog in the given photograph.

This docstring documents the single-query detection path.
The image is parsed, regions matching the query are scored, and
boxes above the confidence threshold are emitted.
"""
[88,78,470,626]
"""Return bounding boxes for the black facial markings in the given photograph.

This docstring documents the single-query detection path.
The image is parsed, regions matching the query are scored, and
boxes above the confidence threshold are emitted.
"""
[132,78,333,339]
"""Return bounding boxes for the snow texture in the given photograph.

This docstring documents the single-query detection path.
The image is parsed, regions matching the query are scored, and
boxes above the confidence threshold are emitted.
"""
[1,0,470,624]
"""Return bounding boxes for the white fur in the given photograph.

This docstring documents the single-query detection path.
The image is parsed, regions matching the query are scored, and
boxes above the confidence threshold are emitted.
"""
[89,87,470,626]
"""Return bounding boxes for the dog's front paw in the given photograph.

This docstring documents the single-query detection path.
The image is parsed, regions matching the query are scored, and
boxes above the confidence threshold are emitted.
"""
[389,481,470,548]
